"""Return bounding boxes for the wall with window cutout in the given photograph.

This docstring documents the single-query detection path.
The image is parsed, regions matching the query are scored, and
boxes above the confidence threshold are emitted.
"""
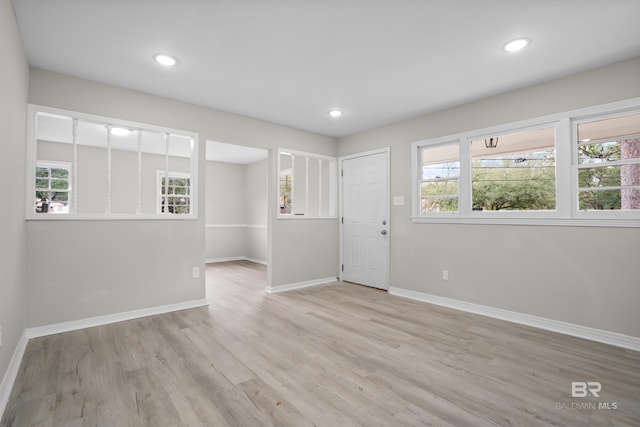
[27,68,337,326]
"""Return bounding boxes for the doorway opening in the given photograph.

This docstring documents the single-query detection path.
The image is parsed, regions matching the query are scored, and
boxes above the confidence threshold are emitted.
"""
[205,141,269,297]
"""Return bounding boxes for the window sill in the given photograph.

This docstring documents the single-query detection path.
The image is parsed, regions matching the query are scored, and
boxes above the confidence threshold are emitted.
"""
[411,216,640,228]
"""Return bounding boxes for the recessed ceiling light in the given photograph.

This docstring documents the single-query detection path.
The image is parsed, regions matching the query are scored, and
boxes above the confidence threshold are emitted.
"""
[502,38,530,52]
[110,127,131,136]
[328,110,343,118]
[153,53,177,66]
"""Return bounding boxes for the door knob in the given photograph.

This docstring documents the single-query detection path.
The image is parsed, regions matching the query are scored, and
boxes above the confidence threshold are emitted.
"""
[381,229,387,235]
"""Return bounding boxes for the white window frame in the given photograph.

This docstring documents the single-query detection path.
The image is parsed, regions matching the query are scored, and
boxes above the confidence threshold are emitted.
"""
[34,160,72,214]
[26,104,199,220]
[415,138,461,216]
[278,166,293,216]
[156,170,192,215]
[276,148,337,219]
[467,121,563,219]
[411,97,640,227]
[572,110,640,221]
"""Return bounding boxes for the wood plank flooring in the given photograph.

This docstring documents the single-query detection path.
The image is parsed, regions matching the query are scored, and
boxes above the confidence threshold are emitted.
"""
[2,260,639,426]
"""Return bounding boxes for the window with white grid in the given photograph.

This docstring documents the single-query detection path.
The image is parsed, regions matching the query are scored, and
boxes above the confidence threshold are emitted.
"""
[35,162,71,214]
[157,171,191,214]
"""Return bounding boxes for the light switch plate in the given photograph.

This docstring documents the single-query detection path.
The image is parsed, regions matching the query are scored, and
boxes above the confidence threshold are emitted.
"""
[392,196,405,206]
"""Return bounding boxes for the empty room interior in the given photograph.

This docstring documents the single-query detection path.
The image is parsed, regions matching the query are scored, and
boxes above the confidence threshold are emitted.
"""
[2,1,640,425]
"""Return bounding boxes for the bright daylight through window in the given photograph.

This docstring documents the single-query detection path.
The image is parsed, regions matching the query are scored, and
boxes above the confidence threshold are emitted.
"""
[470,127,556,211]
[157,172,191,214]
[576,112,640,211]
[35,161,71,214]
[412,99,640,225]
[420,142,460,213]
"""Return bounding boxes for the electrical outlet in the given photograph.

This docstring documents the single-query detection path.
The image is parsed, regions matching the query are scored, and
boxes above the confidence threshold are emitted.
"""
[192,267,200,279]
[442,270,449,281]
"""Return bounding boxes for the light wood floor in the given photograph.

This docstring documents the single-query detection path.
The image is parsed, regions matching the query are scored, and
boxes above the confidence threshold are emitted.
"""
[2,261,639,426]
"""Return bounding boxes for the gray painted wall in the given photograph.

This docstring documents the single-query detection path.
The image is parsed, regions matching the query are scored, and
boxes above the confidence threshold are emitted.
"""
[27,68,338,325]
[337,57,640,337]
[206,160,246,260]
[0,0,29,388]
[205,158,267,263]
[244,159,268,262]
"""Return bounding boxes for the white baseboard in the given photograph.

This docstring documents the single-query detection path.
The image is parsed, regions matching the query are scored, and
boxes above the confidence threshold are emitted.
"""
[0,332,29,420]
[26,299,209,339]
[266,276,337,294]
[206,256,267,265]
[389,287,640,352]
[0,298,208,420]
[205,223,267,229]
[206,256,245,263]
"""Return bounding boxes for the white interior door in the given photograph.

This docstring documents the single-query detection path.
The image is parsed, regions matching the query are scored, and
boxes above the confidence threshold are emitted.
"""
[342,151,389,290]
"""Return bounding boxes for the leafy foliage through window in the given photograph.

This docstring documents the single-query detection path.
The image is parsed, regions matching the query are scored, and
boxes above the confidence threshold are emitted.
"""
[279,173,292,214]
[413,100,640,225]
[158,173,191,214]
[35,162,71,213]
[419,127,556,214]
[577,112,640,211]
[470,127,556,211]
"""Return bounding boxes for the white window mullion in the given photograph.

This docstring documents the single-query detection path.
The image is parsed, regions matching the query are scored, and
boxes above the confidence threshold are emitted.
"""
[189,136,196,216]
[411,143,419,216]
[556,118,572,218]
[136,129,143,214]
[318,158,323,216]
[328,159,337,217]
[290,154,296,214]
[458,137,472,215]
[105,124,112,214]
[577,158,640,169]
[164,132,170,214]
[580,185,640,192]
[305,156,309,215]
[71,118,78,214]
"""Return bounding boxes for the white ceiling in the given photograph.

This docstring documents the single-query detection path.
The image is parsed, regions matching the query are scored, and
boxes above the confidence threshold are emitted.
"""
[12,0,640,138]
[206,140,268,164]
